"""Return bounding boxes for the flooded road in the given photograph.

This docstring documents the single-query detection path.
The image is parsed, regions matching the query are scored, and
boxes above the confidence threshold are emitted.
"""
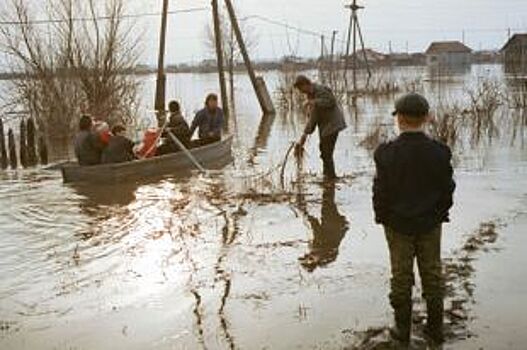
[1,65,527,349]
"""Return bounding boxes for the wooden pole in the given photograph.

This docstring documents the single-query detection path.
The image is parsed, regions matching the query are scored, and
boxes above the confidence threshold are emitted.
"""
[26,118,37,166]
[211,0,230,128]
[8,129,17,169]
[223,0,275,115]
[356,19,371,78]
[320,35,325,60]
[330,30,337,87]
[344,7,353,89]
[352,3,357,95]
[19,119,27,168]
[0,118,7,170]
[38,136,48,165]
[318,35,325,81]
[154,0,169,126]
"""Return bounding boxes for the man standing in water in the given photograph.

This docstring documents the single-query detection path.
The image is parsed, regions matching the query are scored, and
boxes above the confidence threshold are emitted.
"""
[373,93,455,345]
[294,75,347,181]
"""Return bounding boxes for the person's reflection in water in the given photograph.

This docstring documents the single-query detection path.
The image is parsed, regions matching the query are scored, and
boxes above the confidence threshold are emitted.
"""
[299,183,349,272]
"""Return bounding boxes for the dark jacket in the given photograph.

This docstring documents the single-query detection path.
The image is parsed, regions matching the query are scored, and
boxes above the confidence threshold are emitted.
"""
[304,84,347,138]
[190,107,224,140]
[101,135,135,164]
[74,130,104,166]
[163,112,191,148]
[373,132,455,234]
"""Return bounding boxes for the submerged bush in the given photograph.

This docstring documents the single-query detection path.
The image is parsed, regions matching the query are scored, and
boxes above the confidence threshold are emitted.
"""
[0,0,140,150]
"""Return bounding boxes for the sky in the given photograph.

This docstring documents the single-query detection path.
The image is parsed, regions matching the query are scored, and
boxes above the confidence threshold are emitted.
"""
[1,0,527,66]
[130,0,527,64]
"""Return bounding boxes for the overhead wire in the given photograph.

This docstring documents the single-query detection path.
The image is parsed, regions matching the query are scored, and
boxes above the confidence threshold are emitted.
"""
[0,7,209,26]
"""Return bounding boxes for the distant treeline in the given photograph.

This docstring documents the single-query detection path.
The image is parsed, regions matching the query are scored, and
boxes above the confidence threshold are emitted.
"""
[0,50,502,80]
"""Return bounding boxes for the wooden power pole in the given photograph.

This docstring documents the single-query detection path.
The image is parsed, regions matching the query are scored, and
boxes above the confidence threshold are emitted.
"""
[154,0,169,126]
[211,0,230,126]
[223,0,275,115]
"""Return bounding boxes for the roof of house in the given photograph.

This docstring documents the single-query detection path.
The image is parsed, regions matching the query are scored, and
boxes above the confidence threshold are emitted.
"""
[425,41,472,54]
[348,48,387,62]
[501,33,527,52]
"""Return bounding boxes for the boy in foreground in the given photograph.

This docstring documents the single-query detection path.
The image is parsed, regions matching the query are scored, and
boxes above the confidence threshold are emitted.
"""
[373,93,456,345]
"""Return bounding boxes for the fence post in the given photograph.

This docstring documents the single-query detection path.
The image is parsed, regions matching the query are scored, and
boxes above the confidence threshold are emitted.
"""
[8,129,17,169]
[27,118,37,166]
[19,119,28,168]
[38,136,48,165]
[0,119,7,169]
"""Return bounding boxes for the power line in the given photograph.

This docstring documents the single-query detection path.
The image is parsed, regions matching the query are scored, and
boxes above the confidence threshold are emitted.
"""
[0,7,209,26]
[240,14,345,43]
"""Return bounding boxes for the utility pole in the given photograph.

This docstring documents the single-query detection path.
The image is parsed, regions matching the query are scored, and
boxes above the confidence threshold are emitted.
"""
[154,0,169,127]
[224,0,275,115]
[344,0,371,97]
[330,30,338,62]
[211,0,230,128]
[330,30,338,86]
[320,35,326,60]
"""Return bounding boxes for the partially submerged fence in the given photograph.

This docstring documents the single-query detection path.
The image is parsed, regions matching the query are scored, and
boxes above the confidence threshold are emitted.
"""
[0,116,48,170]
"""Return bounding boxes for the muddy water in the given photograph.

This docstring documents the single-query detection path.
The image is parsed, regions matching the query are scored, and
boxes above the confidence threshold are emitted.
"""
[1,65,527,349]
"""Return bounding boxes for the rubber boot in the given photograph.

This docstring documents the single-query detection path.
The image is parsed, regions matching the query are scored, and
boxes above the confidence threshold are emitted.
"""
[424,299,444,344]
[390,304,412,344]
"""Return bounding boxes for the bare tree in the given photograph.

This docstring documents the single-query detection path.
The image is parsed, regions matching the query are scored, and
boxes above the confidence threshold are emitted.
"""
[0,0,141,151]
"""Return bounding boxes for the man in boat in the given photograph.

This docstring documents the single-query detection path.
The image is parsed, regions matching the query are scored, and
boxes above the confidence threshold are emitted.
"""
[74,115,104,166]
[294,75,347,181]
[101,125,135,164]
[190,93,224,147]
[158,100,191,155]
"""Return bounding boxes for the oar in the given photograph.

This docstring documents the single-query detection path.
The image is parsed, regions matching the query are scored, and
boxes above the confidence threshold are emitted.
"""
[166,130,207,174]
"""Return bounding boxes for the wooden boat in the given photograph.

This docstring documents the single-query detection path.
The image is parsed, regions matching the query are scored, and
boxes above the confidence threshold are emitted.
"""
[61,135,234,184]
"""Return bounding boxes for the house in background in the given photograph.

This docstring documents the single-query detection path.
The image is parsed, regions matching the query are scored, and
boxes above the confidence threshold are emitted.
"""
[501,33,527,74]
[342,48,387,68]
[425,41,472,66]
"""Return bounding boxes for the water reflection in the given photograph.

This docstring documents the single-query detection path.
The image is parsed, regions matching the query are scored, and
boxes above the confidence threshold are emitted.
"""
[1,66,523,349]
[249,113,276,164]
[71,181,139,209]
[298,183,349,272]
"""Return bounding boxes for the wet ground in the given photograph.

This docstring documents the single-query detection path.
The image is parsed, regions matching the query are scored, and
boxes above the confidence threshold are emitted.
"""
[1,65,526,349]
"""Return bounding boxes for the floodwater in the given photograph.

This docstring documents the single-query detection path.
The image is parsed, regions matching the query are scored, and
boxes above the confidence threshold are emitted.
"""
[1,65,527,349]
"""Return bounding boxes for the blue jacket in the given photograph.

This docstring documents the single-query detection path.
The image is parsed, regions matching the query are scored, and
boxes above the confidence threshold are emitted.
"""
[190,107,224,140]
[373,132,455,234]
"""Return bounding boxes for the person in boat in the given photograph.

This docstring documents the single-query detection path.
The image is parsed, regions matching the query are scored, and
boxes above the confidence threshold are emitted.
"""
[74,115,104,166]
[294,75,347,181]
[135,129,159,159]
[101,125,135,164]
[190,93,224,147]
[158,100,191,155]
[93,120,111,146]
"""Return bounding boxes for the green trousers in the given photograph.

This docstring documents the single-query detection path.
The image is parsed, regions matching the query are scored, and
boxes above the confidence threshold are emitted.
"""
[384,226,444,310]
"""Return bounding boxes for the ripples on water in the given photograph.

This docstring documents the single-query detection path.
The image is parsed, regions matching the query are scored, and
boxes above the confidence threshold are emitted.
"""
[1,65,526,349]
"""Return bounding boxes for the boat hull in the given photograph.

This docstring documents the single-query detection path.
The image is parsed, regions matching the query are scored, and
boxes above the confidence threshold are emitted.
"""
[61,136,233,184]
